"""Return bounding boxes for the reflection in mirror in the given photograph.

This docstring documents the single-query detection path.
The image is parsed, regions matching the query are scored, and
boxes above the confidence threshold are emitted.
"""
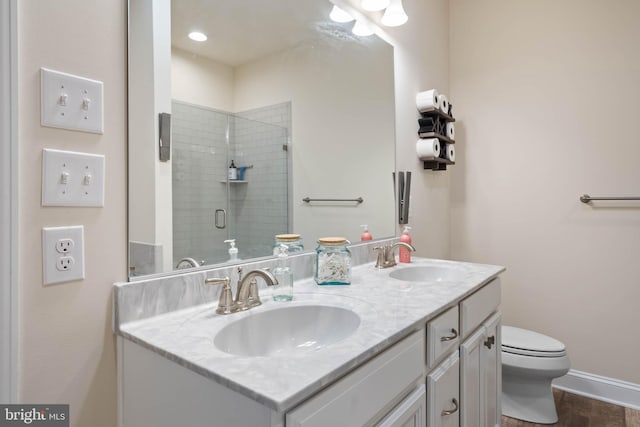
[128,0,396,278]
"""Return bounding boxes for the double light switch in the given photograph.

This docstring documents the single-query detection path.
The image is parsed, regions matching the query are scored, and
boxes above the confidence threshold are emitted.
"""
[42,148,105,207]
[41,67,104,134]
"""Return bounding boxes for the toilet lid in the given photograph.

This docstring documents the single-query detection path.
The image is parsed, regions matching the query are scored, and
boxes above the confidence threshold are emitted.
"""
[502,326,566,357]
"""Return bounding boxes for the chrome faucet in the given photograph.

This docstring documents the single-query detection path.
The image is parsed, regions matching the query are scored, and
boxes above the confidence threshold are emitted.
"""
[205,267,278,315]
[373,242,416,269]
[235,268,278,311]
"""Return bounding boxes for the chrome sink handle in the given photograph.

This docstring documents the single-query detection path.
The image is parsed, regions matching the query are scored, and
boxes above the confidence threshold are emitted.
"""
[205,277,234,315]
[373,246,389,269]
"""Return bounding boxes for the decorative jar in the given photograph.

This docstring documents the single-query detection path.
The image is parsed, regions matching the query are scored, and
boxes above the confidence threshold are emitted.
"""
[315,237,351,285]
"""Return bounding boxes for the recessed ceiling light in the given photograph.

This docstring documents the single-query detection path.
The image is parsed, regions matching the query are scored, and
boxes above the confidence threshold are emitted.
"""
[188,31,207,42]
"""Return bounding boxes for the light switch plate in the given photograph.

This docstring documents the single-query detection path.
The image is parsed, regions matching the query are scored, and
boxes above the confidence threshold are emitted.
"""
[42,226,85,285]
[41,67,104,134]
[42,148,105,207]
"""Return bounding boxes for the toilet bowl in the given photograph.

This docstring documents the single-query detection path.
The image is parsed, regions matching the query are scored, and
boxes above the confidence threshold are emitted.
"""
[501,326,570,424]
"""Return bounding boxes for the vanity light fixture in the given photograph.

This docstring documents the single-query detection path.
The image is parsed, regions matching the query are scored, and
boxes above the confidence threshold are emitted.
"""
[329,5,354,23]
[361,0,391,12]
[188,31,207,42]
[352,19,374,36]
[381,0,408,27]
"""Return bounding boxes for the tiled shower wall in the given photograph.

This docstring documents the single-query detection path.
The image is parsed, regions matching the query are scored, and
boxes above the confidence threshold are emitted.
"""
[172,101,289,267]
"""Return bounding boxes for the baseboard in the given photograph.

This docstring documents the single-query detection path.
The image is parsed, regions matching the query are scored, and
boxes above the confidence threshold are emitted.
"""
[553,369,640,410]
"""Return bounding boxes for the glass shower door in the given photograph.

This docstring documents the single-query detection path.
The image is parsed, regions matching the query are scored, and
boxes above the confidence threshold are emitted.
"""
[172,101,290,267]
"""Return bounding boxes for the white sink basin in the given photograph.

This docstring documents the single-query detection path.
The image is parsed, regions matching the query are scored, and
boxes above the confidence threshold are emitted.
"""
[213,304,361,357]
[388,265,466,282]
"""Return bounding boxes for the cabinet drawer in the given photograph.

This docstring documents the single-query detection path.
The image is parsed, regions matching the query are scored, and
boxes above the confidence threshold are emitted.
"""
[427,351,460,427]
[286,331,425,427]
[460,278,501,339]
[427,305,459,369]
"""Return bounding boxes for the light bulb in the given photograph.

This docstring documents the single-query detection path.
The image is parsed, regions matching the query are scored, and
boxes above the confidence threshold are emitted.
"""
[352,20,374,37]
[188,31,207,42]
[329,5,354,23]
[381,0,408,27]
[361,0,391,12]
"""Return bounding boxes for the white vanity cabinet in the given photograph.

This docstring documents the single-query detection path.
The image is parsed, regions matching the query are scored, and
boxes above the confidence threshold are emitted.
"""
[459,279,502,427]
[116,260,504,427]
[424,277,502,427]
[119,330,426,427]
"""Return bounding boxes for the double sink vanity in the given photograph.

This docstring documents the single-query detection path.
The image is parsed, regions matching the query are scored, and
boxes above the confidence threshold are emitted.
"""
[114,240,505,427]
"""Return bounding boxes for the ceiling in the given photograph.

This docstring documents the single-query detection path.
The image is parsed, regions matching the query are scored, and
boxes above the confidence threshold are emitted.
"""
[171,0,334,67]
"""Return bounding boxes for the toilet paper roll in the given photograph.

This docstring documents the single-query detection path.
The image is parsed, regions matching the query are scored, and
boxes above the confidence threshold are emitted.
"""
[446,122,455,140]
[416,138,440,159]
[445,144,455,162]
[438,94,449,114]
[416,89,440,112]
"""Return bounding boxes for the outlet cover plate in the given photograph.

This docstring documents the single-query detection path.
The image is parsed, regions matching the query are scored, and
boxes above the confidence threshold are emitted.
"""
[42,226,85,285]
[41,68,104,134]
[42,148,105,207]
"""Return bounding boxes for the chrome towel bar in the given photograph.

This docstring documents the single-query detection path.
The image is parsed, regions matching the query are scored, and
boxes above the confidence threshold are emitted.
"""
[303,197,363,204]
[580,194,640,203]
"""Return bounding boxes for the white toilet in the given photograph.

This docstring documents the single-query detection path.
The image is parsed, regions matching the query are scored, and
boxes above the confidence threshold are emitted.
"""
[501,326,570,424]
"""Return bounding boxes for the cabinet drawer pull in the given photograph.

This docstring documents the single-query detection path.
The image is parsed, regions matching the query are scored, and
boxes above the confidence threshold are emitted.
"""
[484,335,495,349]
[441,398,459,416]
[440,328,458,342]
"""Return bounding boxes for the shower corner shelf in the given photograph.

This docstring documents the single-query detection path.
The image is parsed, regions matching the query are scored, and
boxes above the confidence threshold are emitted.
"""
[219,180,248,184]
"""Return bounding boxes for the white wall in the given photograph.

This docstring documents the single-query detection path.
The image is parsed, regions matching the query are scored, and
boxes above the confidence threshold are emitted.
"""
[450,0,640,384]
[171,47,234,111]
[18,1,126,425]
[377,0,451,258]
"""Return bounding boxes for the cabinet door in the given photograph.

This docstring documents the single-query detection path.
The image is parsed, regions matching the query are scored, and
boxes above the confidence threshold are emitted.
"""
[377,384,426,427]
[427,351,460,427]
[482,313,501,427]
[460,327,484,427]
[459,313,502,427]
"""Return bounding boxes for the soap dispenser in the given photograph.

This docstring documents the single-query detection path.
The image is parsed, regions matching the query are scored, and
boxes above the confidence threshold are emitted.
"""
[360,225,372,241]
[272,244,293,301]
[228,160,237,180]
[224,239,239,261]
[399,226,412,263]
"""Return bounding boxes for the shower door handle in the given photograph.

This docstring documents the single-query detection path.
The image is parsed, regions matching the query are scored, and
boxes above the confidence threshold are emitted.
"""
[215,209,226,229]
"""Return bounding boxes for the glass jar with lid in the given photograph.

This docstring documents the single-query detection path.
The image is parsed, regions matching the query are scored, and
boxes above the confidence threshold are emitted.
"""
[273,234,304,255]
[315,237,351,285]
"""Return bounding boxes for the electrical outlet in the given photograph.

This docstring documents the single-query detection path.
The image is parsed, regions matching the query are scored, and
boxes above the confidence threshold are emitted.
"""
[56,238,74,253]
[42,226,85,285]
[56,256,75,271]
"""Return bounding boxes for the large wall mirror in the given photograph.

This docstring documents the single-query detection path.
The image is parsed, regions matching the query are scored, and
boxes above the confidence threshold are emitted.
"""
[128,0,397,278]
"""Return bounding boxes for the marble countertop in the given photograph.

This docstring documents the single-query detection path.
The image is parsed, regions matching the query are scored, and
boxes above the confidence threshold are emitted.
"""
[117,257,504,412]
